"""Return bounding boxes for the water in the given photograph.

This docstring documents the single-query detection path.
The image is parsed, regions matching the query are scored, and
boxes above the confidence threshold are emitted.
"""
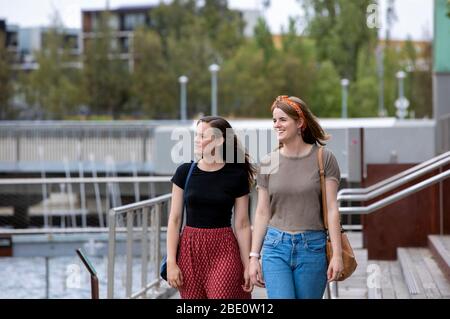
[0,255,158,299]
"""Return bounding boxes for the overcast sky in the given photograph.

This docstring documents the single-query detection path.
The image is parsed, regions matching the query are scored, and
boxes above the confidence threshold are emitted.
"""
[0,0,434,41]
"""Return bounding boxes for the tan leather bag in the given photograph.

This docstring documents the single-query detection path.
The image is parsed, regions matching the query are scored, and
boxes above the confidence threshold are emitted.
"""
[318,147,357,281]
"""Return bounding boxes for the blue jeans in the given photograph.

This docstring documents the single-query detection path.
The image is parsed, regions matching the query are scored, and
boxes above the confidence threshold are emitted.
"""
[261,227,328,299]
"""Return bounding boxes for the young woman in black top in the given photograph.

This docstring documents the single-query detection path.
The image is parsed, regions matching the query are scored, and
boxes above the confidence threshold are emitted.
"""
[166,116,256,299]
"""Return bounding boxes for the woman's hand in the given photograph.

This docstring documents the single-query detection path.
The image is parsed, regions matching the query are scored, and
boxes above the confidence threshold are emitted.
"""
[249,257,265,288]
[327,255,344,282]
[242,265,254,293]
[167,261,183,289]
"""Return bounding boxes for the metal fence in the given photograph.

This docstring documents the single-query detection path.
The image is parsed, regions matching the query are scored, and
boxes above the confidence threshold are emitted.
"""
[0,121,191,168]
[107,193,172,299]
[0,121,160,164]
[0,177,171,230]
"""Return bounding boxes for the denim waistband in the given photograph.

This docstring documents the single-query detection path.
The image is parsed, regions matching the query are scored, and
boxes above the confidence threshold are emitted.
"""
[265,226,326,242]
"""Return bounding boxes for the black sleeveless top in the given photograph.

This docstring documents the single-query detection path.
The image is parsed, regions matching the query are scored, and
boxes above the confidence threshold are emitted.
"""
[171,163,250,228]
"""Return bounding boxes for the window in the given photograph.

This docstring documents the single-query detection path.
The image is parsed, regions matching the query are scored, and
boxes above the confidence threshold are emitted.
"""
[108,15,119,30]
[91,14,98,31]
[124,13,146,30]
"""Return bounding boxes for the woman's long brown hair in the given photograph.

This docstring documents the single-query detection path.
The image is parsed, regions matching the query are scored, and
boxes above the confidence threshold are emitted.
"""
[197,116,256,187]
[271,96,330,147]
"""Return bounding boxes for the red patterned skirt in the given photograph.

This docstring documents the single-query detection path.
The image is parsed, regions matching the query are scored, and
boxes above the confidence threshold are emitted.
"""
[177,226,251,299]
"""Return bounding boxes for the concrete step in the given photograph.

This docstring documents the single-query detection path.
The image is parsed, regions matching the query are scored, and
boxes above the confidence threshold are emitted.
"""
[428,235,450,282]
[398,247,450,299]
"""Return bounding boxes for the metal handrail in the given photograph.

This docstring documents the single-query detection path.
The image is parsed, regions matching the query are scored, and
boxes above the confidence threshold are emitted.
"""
[0,227,166,235]
[336,163,450,299]
[0,176,171,185]
[76,248,100,299]
[0,176,172,230]
[340,169,450,214]
[338,151,450,199]
[112,194,171,214]
[107,193,172,299]
[338,155,450,202]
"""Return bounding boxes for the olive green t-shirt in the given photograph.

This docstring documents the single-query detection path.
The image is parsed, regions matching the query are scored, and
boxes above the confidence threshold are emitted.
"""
[256,144,341,232]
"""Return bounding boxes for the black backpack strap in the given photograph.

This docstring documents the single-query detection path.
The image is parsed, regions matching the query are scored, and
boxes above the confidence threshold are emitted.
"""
[180,161,196,232]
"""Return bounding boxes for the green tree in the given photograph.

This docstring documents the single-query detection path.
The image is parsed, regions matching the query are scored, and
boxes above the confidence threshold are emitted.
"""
[221,41,281,117]
[146,0,244,117]
[279,18,317,107]
[221,17,287,118]
[383,45,402,117]
[200,0,244,60]
[150,0,243,61]
[254,18,275,63]
[0,31,15,119]
[349,45,379,117]
[150,0,197,58]
[222,16,326,119]
[310,60,341,117]
[131,28,176,118]
[166,24,215,117]
[20,16,82,119]
[400,38,433,118]
[299,0,378,81]
[82,10,130,118]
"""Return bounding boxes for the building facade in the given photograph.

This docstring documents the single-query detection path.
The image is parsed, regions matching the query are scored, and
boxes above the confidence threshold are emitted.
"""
[0,20,19,63]
[17,27,81,71]
[82,5,154,70]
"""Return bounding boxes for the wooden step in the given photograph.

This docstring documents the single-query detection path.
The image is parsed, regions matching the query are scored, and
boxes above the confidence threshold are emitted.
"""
[367,260,410,299]
[336,248,368,299]
[398,247,450,298]
[428,235,450,282]
[397,248,422,297]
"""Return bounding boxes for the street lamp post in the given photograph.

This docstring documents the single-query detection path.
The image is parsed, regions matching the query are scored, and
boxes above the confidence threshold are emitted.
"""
[341,79,349,119]
[178,75,188,121]
[209,64,220,116]
[395,71,409,120]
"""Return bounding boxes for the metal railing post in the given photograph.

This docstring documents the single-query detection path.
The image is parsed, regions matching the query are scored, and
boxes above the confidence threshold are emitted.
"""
[325,282,331,299]
[155,203,162,289]
[333,281,339,298]
[141,207,149,298]
[126,210,134,298]
[91,276,100,299]
[107,209,116,299]
[76,248,99,299]
[439,167,444,235]
[105,194,177,299]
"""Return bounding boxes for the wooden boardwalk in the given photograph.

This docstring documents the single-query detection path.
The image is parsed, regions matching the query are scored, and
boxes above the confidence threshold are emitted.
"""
[167,232,450,299]
[169,283,268,299]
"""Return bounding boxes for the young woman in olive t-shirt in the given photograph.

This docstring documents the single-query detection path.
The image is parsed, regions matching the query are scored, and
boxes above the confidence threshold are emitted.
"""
[248,96,344,299]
